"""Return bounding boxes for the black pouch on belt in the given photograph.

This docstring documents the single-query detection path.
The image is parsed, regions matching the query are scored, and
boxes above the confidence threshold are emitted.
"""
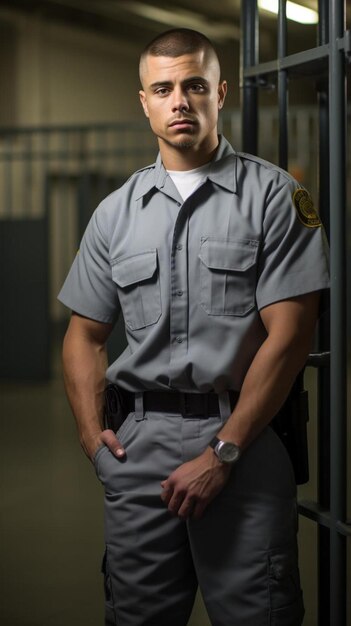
[271,370,309,485]
[104,384,127,432]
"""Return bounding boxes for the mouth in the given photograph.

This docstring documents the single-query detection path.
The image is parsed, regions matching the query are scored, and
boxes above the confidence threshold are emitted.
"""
[169,118,196,128]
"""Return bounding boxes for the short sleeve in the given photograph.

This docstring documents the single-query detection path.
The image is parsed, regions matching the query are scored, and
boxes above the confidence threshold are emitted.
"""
[256,178,330,310]
[58,208,120,323]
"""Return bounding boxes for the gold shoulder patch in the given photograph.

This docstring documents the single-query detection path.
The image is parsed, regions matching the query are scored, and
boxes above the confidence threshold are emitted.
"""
[293,188,321,228]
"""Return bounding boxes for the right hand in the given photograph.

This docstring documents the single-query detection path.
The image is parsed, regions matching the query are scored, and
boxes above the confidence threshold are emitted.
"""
[83,429,126,463]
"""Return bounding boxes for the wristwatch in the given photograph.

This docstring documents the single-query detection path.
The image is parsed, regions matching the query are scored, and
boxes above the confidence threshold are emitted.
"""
[209,436,241,464]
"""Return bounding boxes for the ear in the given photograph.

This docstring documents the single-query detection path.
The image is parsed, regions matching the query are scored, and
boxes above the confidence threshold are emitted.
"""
[139,90,149,118]
[217,80,227,110]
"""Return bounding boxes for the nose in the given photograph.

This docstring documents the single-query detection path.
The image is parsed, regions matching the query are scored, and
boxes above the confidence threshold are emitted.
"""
[171,87,189,113]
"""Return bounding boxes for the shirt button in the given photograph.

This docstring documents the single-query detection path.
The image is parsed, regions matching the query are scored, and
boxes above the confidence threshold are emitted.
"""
[176,244,183,250]
[176,290,183,296]
[176,336,183,343]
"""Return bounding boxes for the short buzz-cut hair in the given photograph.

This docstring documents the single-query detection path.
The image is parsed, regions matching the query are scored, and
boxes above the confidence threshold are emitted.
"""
[139,28,220,81]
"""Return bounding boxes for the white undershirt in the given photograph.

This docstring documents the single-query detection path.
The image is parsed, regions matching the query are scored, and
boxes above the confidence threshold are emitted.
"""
[167,163,211,201]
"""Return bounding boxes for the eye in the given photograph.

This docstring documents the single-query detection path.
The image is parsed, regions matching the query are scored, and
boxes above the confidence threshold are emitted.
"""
[188,83,206,93]
[154,87,170,97]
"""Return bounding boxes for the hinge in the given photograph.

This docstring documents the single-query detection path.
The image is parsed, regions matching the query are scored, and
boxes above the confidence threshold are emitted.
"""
[338,30,351,62]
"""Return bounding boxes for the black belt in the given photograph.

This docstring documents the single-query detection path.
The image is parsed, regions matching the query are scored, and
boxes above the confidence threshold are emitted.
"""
[122,389,239,418]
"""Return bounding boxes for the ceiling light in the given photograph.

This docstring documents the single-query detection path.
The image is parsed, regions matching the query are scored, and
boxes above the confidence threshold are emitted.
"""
[258,0,318,24]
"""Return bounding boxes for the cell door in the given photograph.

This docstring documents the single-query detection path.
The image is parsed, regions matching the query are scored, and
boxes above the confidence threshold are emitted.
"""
[240,1,350,624]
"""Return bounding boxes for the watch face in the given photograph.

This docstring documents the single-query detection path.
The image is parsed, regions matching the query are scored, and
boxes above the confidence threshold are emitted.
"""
[218,441,241,463]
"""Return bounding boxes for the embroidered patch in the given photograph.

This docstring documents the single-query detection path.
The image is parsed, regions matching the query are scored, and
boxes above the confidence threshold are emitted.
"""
[293,188,321,228]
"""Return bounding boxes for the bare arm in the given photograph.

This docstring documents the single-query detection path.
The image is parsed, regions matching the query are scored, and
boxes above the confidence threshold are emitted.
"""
[217,291,320,448]
[62,312,125,461]
[161,291,320,519]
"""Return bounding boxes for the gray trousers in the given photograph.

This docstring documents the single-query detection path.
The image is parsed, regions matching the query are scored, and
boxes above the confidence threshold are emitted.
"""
[94,409,304,626]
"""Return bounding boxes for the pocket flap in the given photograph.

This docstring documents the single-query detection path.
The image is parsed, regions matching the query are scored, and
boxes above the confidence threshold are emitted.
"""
[199,238,258,271]
[111,250,157,287]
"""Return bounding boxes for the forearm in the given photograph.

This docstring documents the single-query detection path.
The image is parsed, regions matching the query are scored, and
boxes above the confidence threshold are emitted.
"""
[62,321,108,456]
[217,331,310,449]
[218,293,320,449]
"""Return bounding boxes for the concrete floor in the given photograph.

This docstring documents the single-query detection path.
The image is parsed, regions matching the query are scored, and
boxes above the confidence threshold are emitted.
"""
[0,365,341,626]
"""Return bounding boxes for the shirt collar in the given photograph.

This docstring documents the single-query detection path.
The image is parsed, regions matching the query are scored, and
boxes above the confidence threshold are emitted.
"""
[134,135,237,200]
[207,136,237,193]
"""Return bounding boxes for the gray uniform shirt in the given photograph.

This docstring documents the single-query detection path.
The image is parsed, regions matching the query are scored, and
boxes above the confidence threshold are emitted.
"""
[58,136,330,393]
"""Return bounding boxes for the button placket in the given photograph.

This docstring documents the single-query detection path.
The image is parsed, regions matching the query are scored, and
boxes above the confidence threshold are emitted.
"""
[169,206,190,387]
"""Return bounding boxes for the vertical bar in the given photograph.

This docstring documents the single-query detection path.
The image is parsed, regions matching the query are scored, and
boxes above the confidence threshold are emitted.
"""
[241,0,258,154]
[328,0,347,624]
[114,126,121,186]
[42,129,51,321]
[96,128,108,201]
[278,0,288,170]
[78,129,91,241]
[319,0,329,45]
[4,136,12,218]
[23,132,33,218]
[317,87,331,626]
[317,2,331,624]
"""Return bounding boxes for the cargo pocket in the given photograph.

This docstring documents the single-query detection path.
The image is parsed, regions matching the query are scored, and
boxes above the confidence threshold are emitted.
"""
[199,237,259,316]
[111,249,161,330]
[101,549,117,626]
[268,544,305,626]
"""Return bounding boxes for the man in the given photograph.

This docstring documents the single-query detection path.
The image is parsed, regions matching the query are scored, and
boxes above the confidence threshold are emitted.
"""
[59,29,329,626]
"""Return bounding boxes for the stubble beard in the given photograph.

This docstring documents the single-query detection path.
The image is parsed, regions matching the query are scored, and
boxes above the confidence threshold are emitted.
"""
[162,134,197,149]
[171,139,196,148]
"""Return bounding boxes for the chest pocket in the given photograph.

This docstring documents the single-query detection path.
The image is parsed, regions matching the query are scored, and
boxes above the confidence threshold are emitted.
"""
[199,237,259,316]
[111,249,161,331]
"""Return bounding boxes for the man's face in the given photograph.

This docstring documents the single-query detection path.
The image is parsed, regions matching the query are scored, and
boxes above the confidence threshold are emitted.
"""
[139,50,227,166]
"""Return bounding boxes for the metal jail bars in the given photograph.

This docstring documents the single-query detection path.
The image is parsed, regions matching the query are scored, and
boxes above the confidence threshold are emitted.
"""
[240,1,350,625]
